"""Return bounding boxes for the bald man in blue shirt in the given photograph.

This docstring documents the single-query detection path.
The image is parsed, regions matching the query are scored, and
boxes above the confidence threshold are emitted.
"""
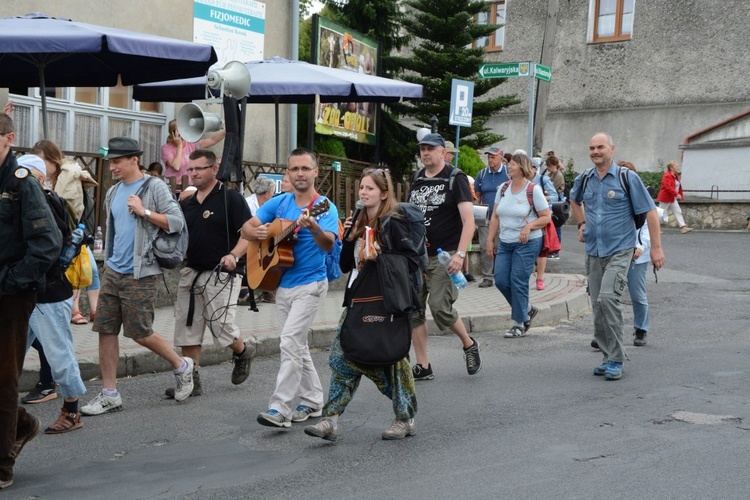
[570,133,665,381]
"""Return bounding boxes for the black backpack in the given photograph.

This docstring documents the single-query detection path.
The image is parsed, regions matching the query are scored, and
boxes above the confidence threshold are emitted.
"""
[381,203,428,290]
[580,167,647,229]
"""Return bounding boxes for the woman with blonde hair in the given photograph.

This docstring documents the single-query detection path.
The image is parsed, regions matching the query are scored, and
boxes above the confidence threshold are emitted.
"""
[486,151,551,338]
[31,139,99,325]
[304,168,420,443]
[657,160,692,234]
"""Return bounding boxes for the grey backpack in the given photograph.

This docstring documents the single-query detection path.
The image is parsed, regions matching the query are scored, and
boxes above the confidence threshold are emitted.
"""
[134,177,188,269]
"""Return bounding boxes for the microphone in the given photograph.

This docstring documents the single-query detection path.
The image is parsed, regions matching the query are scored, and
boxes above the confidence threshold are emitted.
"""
[343,200,365,240]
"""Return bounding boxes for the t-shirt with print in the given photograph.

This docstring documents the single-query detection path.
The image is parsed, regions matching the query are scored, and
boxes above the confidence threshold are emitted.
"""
[409,164,473,256]
[255,193,340,289]
[494,181,549,244]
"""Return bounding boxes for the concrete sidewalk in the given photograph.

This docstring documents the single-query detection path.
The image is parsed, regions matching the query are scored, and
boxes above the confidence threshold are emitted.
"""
[20,273,590,390]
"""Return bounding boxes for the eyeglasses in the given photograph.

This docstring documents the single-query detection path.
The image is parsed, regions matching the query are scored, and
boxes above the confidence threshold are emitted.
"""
[287,166,315,173]
[186,165,214,173]
[0,132,11,137]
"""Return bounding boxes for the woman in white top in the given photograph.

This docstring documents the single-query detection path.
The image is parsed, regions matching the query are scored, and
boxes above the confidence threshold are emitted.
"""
[486,151,551,338]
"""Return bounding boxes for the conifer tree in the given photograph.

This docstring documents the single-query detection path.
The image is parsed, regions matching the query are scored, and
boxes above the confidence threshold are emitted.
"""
[390,0,520,149]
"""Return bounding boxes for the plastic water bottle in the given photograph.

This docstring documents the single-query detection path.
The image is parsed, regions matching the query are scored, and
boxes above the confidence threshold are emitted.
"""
[93,226,104,253]
[437,248,467,289]
[60,223,86,269]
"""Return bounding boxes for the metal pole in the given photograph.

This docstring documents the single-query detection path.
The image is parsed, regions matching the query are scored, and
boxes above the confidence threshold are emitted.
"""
[39,63,48,139]
[454,126,460,167]
[290,0,299,151]
[275,97,280,164]
[527,66,536,156]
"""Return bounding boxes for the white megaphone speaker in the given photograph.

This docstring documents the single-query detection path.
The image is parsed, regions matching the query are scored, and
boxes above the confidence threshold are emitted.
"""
[206,61,252,99]
[177,103,223,143]
[416,127,431,142]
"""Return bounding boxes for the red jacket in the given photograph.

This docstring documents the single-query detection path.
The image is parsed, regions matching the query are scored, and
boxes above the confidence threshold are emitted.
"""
[657,171,683,203]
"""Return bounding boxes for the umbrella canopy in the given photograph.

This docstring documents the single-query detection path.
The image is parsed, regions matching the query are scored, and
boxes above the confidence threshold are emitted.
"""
[0,13,218,137]
[133,56,423,104]
[133,57,423,162]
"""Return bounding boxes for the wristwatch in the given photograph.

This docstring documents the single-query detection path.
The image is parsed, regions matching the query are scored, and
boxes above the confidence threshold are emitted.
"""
[457,251,466,259]
[142,209,152,219]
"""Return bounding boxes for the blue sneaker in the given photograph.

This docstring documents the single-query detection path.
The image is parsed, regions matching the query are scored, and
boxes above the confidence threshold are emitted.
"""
[593,361,608,376]
[292,404,322,423]
[257,409,291,428]
[604,360,623,380]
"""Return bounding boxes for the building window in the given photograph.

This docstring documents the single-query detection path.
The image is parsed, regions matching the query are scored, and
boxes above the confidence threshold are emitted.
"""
[475,1,506,52]
[75,88,101,105]
[593,0,634,42]
[109,82,131,110]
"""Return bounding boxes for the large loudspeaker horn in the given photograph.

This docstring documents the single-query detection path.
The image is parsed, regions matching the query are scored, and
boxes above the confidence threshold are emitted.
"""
[177,103,222,143]
[207,61,251,99]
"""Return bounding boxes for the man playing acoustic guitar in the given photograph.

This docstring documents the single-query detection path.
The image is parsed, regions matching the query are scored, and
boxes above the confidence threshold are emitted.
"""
[242,148,339,428]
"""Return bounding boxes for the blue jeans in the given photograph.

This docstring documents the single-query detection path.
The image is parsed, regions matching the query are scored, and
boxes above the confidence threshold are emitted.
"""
[494,238,543,324]
[26,298,86,399]
[84,245,101,290]
[627,262,649,332]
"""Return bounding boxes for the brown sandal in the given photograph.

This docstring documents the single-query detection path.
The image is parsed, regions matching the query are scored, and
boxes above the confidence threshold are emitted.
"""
[71,311,88,325]
[44,409,83,434]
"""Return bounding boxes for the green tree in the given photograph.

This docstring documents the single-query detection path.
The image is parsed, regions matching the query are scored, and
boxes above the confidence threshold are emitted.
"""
[390,0,520,150]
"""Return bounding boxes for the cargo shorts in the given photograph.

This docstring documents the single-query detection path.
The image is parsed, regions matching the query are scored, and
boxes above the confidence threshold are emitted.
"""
[93,266,158,340]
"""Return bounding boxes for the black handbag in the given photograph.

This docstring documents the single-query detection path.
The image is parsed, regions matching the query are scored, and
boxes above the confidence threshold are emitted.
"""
[340,262,412,367]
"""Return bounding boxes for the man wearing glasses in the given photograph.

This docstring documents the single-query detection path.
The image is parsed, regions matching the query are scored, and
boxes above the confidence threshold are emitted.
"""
[242,148,339,428]
[0,114,62,490]
[164,149,255,400]
[81,137,195,416]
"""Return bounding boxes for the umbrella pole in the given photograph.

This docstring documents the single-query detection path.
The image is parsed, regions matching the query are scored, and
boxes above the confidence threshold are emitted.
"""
[238,96,247,189]
[39,63,49,139]
[275,97,280,164]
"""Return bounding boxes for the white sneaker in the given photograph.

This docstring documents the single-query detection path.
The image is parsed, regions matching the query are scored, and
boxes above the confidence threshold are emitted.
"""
[173,357,195,402]
[80,390,123,416]
[381,418,416,440]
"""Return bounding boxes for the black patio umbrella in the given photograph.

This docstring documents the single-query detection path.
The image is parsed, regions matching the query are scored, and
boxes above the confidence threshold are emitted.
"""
[0,13,218,137]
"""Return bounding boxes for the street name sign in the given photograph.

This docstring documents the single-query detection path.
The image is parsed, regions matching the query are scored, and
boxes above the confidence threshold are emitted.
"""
[478,62,531,79]
[534,63,552,82]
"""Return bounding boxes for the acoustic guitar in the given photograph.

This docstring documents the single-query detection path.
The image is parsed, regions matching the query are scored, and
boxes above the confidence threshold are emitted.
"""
[246,199,331,291]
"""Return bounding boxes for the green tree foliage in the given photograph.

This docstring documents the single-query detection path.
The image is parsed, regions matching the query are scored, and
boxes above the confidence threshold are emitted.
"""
[390,0,520,150]
[456,145,484,178]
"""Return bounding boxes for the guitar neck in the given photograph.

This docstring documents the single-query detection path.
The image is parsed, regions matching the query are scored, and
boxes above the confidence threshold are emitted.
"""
[272,198,330,245]
[276,221,300,244]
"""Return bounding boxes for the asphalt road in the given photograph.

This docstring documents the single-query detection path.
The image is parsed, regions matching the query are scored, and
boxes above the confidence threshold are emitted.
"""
[11,227,750,499]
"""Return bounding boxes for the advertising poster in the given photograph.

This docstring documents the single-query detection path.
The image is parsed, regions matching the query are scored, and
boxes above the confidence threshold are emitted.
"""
[314,16,378,146]
[194,0,266,67]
